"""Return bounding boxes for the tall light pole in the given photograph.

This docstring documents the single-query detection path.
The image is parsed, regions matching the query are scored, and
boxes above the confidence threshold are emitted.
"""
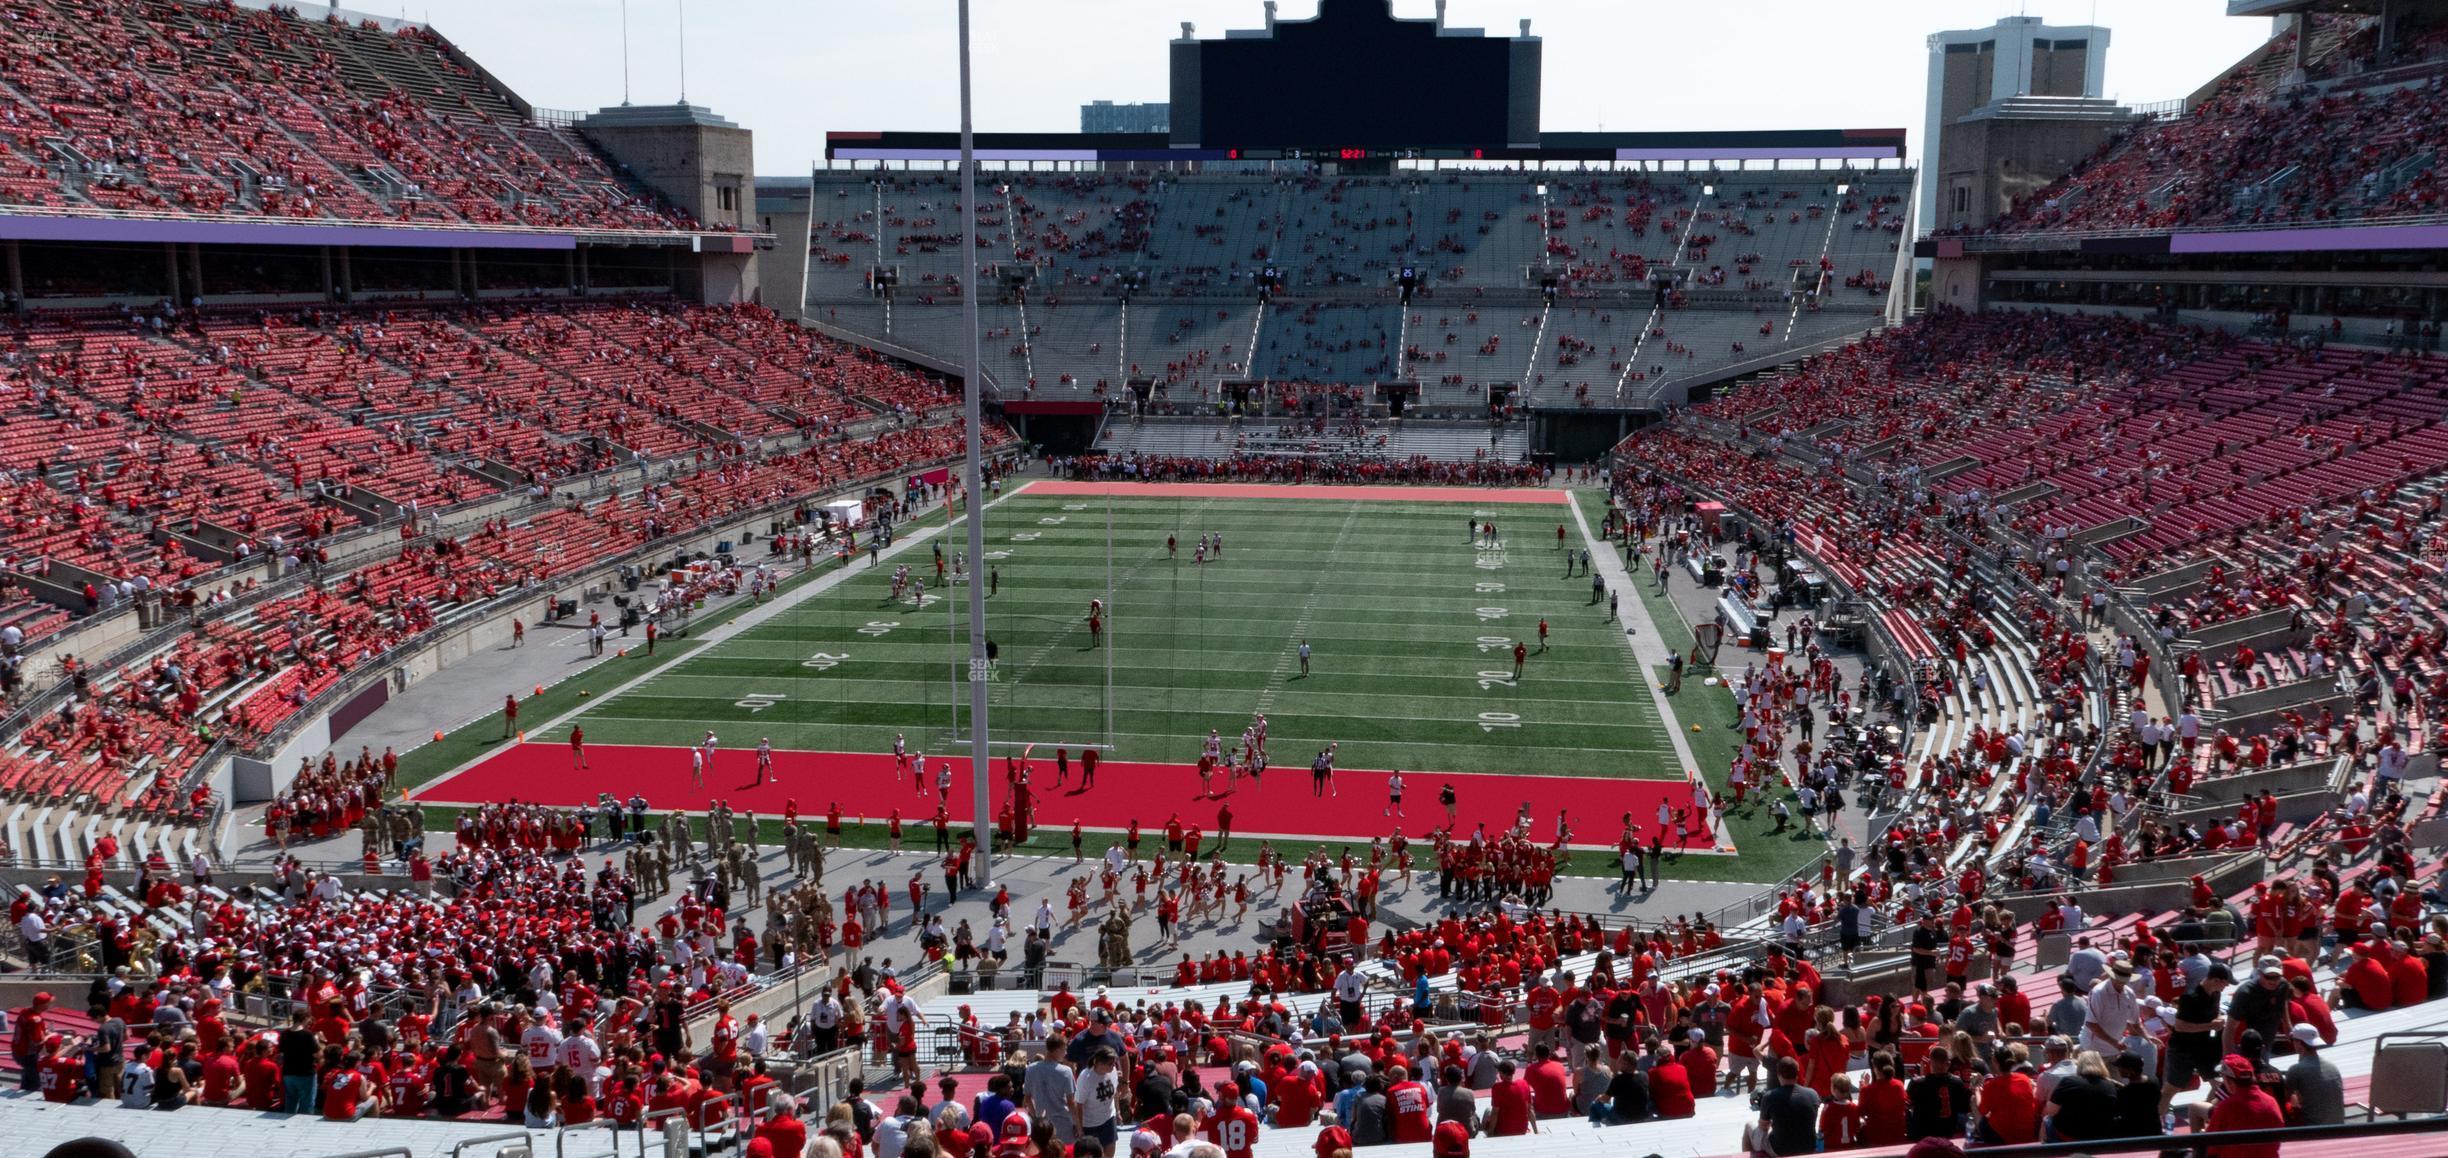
[958,0,994,886]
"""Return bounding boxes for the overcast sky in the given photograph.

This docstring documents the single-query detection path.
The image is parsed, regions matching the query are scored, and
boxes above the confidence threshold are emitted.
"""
[388,0,2274,176]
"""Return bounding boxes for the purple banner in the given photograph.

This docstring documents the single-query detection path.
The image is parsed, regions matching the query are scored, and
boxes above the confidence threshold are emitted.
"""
[0,213,579,249]
[2170,223,2448,254]
[1614,146,1899,162]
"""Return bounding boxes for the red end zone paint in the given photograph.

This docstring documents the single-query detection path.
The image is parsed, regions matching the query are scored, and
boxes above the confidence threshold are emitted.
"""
[1024,480,1566,505]
[415,745,1725,852]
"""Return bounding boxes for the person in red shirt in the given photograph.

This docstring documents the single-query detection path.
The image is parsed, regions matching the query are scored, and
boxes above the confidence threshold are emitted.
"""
[2340,940,2397,1011]
[1648,1049,1695,1118]
[1856,1055,1910,1146]
[38,1035,82,1103]
[1384,1064,1433,1142]
[2387,936,2430,1008]
[1819,1076,1865,1150]
[604,1074,645,1127]
[243,1039,284,1111]
[1524,980,1561,1050]
[200,1046,244,1107]
[760,1094,812,1158]
[1676,1029,1719,1099]
[1487,1059,1539,1135]
[1271,1061,1324,1127]
[1202,1080,1261,1158]
[1802,1026,1850,1099]
[323,1053,376,1120]
[2203,1054,2287,1158]
[11,991,53,1092]
[1974,1044,2040,1144]
[1523,1043,1572,1118]
[1995,976,2034,1035]
[384,1053,431,1118]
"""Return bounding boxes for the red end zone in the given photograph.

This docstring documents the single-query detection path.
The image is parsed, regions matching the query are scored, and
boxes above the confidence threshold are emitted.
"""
[1024,480,1566,505]
[415,745,1727,852]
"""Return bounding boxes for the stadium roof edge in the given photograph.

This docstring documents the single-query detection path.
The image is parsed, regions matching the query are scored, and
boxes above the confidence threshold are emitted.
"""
[0,210,770,250]
[823,127,1907,163]
[237,0,423,33]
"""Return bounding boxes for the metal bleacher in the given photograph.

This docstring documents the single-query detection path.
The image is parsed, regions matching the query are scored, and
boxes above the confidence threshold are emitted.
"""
[803,168,1912,412]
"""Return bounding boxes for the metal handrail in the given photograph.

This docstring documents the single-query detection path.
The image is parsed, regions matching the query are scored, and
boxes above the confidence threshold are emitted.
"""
[448,1133,535,1158]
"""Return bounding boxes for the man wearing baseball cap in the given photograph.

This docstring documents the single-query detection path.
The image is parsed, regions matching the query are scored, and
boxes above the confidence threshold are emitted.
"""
[2283,1024,2344,1126]
[2203,1054,2285,1158]
[11,992,52,1092]
[2224,963,2291,1061]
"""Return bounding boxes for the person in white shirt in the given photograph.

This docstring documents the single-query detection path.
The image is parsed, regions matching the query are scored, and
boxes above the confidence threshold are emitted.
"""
[1333,962,1368,1024]
[557,1021,603,1094]
[741,1013,769,1058]
[119,1053,156,1109]
[2082,964,2142,1057]
[807,992,843,1050]
[2376,741,2408,787]
[19,908,49,968]
[521,1014,563,1068]
[2059,899,2089,935]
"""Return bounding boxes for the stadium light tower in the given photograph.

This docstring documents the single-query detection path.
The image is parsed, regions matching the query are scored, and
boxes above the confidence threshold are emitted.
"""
[957,0,994,885]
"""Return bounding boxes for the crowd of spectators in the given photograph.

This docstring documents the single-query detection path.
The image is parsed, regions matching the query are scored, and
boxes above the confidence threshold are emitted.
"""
[1055,453,1545,488]
[1963,16,2448,236]
[0,0,700,231]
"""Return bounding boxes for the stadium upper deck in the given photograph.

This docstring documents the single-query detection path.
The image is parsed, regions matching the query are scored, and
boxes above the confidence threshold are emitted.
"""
[1943,8,2448,243]
[803,167,1915,412]
[0,0,700,235]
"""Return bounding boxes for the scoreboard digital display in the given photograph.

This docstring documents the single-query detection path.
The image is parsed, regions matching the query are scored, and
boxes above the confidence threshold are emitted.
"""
[1173,0,1539,151]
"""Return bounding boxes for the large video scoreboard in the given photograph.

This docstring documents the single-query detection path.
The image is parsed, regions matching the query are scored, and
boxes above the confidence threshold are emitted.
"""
[1169,0,1539,151]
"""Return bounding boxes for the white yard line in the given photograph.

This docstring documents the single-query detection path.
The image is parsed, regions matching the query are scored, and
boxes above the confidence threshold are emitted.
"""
[1566,492,1729,852]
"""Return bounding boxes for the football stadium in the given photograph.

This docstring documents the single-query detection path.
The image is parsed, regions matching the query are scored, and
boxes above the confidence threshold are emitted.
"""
[2,1,2447,1156]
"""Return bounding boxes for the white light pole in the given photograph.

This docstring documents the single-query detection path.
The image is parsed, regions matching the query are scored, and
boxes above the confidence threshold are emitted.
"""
[957,0,994,886]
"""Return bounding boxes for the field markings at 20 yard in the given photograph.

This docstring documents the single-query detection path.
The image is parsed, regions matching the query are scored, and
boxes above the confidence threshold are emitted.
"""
[416,481,1727,852]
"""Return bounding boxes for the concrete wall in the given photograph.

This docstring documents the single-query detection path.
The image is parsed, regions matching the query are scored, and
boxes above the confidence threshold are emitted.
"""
[1934,114,2125,233]
[580,122,755,233]
[1988,851,2264,922]
[700,251,758,307]
[1931,254,1985,310]
[758,205,811,321]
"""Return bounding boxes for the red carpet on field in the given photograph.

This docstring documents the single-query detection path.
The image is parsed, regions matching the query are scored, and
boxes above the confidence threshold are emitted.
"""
[1024,480,1566,505]
[414,744,1725,851]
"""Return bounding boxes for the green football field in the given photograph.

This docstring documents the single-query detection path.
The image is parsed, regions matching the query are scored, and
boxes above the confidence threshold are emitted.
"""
[550,489,1685,780]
